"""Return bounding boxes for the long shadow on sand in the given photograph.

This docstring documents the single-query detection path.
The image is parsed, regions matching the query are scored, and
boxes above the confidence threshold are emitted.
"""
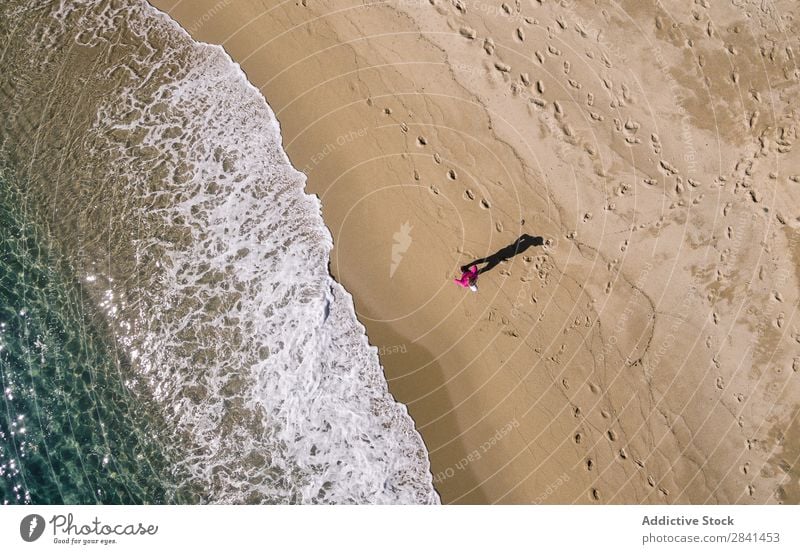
[461,234,544,275]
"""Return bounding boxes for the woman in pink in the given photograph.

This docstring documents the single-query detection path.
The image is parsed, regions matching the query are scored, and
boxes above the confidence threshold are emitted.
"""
[454,265,479,292]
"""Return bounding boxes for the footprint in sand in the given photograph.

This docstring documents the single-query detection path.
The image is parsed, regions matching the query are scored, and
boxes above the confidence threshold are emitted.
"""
[659,159,678,175]
[480,198,491,209]
[417,136,427,146]
[447,169,457,180]
[586,458,594,471]
[624,118,640,133]
[590,488,600,501]
[621,82,633,102]
[464,189,475,201]
[650,133,662,154]
[574,432,582,445]
[459,26,477,40]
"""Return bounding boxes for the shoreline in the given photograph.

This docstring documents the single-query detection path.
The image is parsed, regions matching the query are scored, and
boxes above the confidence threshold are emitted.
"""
[150,1,440,502]
[148,0,489,501]
[150,0,800,504]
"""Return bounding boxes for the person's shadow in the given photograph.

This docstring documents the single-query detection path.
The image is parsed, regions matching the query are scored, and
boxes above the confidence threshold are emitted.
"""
[461,234,544,275]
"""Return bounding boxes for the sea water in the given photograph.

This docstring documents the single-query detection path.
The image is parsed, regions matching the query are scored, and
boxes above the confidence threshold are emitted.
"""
[0,0,437,504]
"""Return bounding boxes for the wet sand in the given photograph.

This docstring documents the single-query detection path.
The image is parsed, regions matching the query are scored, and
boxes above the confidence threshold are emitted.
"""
[150,0,800,504]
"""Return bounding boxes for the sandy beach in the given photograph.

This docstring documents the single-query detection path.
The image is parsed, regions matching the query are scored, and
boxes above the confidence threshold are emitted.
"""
[150,0,800,504]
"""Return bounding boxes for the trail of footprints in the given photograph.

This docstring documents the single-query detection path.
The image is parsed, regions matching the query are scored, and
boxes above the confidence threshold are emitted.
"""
[449,1,685,501]
[567,378,674,502]
[452,0,727,218]
[382,102,501,227]
[455,0,798,257]
[393,0,800,502]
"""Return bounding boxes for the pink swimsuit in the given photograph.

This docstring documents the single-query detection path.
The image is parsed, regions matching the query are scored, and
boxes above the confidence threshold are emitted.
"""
[454,265,479,288]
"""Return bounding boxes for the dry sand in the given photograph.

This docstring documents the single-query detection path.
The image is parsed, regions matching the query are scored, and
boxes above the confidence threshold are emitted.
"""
[150,0,800,504]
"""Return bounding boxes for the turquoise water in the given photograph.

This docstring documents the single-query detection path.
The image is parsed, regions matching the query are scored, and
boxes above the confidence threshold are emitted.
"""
[0,175,180,504]
[0,0,436,504]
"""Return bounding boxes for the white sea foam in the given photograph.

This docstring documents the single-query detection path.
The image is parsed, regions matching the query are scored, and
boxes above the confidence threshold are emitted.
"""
[49,0,437,503]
